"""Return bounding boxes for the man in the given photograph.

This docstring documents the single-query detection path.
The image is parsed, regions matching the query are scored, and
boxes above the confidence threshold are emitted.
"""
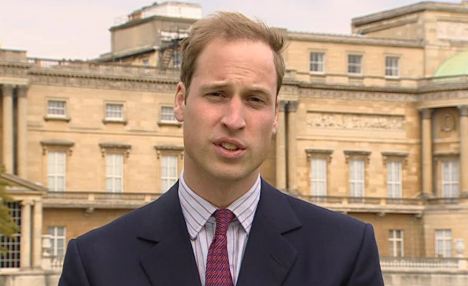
[59,12,384,286]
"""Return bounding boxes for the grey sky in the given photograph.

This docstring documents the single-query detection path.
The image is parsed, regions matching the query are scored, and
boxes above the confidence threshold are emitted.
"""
[0,0,460,59]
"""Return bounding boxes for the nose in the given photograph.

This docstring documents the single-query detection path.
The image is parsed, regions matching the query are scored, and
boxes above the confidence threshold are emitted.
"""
[221,96,246,130]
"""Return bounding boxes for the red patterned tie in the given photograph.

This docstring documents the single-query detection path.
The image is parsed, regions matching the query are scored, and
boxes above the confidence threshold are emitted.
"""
[205,209,235,286]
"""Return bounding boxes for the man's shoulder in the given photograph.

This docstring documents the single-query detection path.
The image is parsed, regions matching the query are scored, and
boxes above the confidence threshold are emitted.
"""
[75,185,178,244]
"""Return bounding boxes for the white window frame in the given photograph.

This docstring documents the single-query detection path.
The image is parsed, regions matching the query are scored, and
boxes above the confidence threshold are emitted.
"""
[105,103,124,121]
[385,56,400,78]
[48,151,66,192]
[48,226,66,259]
[47,100,67,118]
[160,106,177,123]
[106,153,124,193]
[349,159,365,197]
[387,160,402,198]
[435,229,452,258]
[442,159,459,198]
[389,229,404,257]
[161,155,178,192]
[348,54,363,75]
[0,202,21,268]
[310,158,327,196]
[310,52,325,74]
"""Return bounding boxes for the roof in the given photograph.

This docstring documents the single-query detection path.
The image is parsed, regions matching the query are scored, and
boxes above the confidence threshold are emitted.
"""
[435,51,468,77]
[352,1,468,27]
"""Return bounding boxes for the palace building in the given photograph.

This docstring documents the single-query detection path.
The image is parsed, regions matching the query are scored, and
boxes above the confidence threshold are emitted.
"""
[1,1,468,285]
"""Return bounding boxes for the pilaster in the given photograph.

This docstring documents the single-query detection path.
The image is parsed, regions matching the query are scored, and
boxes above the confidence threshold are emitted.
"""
[275,101,287,190]
[32,200,43,269]
[20,200,32,269]
[2,85,14,173]
[17,86,28,177]
[459,105,468,197]
[287,101,298,193]
[421,108,433,197]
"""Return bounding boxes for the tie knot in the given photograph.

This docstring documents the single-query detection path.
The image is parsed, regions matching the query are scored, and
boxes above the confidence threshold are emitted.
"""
[214,209,234,236]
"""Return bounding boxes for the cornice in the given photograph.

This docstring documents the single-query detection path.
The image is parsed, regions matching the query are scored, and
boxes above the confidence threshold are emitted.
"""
[352,2,468,27]
[287,31,423,48]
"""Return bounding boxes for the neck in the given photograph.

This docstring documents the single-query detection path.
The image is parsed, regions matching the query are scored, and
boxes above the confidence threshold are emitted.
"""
[182,171,259,208]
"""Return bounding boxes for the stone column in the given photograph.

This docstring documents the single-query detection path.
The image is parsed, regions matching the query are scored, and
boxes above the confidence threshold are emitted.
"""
[459,105,468,197]
[32,200,43,269]
[17,86,28,177]
[287,101,299,193]
[275,101,287,190]
[2,85,14,173]
[421,109,433,197]
[20,200,32,269]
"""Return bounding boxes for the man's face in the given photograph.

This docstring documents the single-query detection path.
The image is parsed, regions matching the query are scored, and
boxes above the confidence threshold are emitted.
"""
[174,38,278,185]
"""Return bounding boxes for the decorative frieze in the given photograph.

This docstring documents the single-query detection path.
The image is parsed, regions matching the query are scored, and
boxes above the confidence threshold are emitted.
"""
[306,111,405,130]
[299,89,416,102]
[30,73,177,92]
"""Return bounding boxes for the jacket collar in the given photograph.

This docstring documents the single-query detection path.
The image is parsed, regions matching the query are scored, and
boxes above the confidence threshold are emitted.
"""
[137,180,302,286]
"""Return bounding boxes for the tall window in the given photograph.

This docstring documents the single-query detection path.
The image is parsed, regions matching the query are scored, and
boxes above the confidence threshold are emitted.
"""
[348,54,362,75]
[48,151,66,192]
[160,106,176,122]
[310,158,327,196]
[387,161,402,198]
[161,155,178,192]
[389,229,404,257]
[349,159,365,197]
[48,226,66,259]
[435,229,452,258]
[0,202,21,268]
[47,100,66,118]
[173,50,181,68]
[442,159,459,198]
[310,52,325,73]
[105,103,124,121]
[385,56,400,77]
[106,154,123,193]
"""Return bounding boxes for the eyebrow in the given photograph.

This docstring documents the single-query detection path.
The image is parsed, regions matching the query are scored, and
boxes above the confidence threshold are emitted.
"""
[200,82,273,97]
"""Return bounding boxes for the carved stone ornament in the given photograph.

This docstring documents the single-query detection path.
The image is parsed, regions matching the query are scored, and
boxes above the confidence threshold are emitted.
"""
[306,112,404,130]
[441,113,455,132]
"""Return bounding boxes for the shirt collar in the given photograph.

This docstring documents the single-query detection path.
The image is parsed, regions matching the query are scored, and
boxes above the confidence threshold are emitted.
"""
[178,173,261,240]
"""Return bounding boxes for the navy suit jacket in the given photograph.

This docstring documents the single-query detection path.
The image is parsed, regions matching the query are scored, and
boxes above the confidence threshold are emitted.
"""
[59,180,384,286]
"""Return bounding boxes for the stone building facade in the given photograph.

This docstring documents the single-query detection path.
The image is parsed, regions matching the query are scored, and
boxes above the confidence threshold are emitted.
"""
[1,1,468,285]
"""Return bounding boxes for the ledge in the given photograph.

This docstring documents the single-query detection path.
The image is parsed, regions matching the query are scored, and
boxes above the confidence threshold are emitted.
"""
[157,120,182,127]
[102,118,127,125]
[43,115,70,122]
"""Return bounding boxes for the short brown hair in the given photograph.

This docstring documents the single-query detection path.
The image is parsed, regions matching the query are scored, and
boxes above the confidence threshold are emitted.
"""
[180,12,285,94]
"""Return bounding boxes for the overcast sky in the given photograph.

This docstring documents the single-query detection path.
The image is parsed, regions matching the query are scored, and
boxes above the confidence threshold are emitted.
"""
[0,0,460,59]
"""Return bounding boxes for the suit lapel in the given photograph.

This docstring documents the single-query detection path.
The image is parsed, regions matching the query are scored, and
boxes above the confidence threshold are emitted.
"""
[137,183,202,286]
[236,180,302,286]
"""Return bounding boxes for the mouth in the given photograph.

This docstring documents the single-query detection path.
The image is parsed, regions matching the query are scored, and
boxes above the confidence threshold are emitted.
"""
[213,138,246,158]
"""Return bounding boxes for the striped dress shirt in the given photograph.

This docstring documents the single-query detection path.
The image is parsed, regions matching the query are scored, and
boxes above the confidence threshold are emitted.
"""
[178,174,261,286]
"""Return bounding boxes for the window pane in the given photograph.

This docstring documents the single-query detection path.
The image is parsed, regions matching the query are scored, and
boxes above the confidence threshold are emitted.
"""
[348,54,362,74]
[349,159,365,197]
[442,159,459,198]
[47,100,66,116]
[106,154,124,193]
[310,158,327,196]
[48,152,66,192]
[106,103,123,119]
[160,106,176,122]
[385,56,399,77]
[310,52,324,73]
[161,155,178,192]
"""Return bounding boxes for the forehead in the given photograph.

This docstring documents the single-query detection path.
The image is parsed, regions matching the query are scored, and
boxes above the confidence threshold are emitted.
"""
[191,38,276,85]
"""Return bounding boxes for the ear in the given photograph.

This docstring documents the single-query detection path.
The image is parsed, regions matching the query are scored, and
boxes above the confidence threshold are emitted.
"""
[174,82,186,122]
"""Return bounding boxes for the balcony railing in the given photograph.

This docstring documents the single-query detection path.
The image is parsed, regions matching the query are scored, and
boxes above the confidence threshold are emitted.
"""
[381,257,468,272]
[43,191,161,209]
[297,195,424,214]
[27,58,180,80]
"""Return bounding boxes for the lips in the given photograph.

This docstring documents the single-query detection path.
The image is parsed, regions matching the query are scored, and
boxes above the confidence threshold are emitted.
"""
[213,137,247,158]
